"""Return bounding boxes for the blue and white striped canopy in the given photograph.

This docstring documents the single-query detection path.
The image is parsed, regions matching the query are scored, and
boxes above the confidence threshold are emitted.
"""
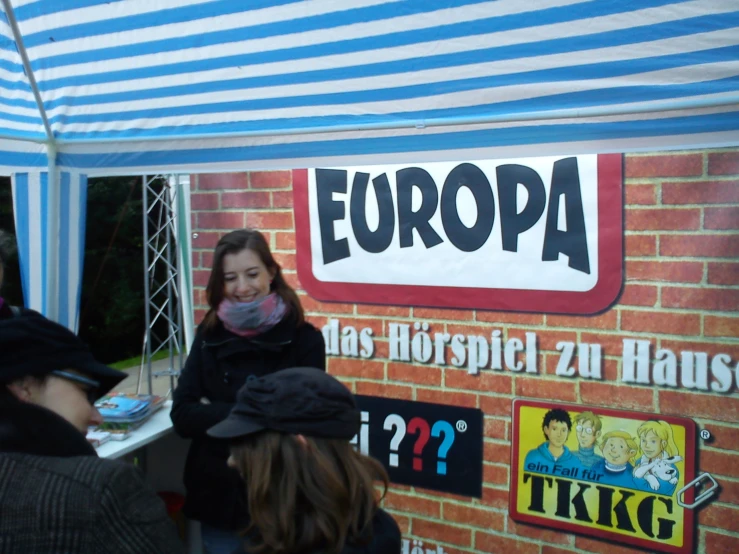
[1,0,738,176]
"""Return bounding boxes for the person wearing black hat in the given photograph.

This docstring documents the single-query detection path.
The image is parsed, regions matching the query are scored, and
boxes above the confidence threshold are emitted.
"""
[0,311,184,554]
[207,367,401,554]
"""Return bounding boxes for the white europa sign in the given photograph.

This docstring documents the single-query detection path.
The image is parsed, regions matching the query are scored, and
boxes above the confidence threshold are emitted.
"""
[293,155,622,314]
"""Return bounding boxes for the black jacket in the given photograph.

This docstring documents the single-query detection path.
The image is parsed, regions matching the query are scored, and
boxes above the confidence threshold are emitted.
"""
[0,396,184,553]
[170,315,326,529]
[0,300,21,319]
[241,508,401,554]
[340,509,402,554]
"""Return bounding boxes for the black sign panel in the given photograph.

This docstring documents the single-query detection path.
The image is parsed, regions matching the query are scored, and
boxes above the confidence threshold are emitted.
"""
[352,395,483,498]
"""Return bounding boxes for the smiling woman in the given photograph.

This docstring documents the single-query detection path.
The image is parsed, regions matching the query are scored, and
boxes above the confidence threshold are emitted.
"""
[170,229,326,554]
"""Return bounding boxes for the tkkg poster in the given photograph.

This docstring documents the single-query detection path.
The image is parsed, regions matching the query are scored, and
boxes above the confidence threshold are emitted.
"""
[510,399,698,554]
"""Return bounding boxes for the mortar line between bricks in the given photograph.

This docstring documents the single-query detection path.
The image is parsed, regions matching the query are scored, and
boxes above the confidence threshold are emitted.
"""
[627,150,699,157]
[699,443,739,455]
[620,303,738,312]
[633,256,739,262]
[472,528,556,548]
[631,175,739,182]
[644,205,736,213]
[703,151,709,178]
[694,415,739,426]
[699,499,739,510]
[401,533,479,554]
[702,528,739,539]
[483,461,510,467]
[412,488,508,504]
[628,229,739,234]
[704,474,739,484]
[406,511,481,531]
[626,205,713,210]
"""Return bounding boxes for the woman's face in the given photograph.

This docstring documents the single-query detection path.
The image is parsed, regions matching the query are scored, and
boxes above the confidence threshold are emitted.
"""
[640,430,664,459]
[222,248,274,303]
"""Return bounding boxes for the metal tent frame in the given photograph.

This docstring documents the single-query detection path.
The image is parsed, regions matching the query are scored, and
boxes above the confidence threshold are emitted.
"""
[138,175,186,396]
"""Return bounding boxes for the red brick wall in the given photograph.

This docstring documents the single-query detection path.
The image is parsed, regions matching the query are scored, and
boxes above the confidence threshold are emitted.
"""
[190,149,739,554]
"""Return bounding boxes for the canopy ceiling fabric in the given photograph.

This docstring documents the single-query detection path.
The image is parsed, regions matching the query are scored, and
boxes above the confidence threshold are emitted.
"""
[0,0,738,176]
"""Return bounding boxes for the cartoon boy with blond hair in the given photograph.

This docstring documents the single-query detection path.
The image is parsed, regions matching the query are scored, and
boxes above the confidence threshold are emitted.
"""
[571,411,603,468]
[593,430,639,489]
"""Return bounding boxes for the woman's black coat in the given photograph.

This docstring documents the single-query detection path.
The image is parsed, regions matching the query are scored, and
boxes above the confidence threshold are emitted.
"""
[170,314,325,530]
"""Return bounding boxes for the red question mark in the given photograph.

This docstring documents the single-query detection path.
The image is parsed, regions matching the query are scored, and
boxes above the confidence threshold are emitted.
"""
[407,417,431,471]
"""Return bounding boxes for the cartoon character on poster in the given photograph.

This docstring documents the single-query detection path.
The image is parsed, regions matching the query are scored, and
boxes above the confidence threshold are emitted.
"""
[633,420,682,496]
[520,407,684,494]
[511,400,701,554]
[571,411,603,468]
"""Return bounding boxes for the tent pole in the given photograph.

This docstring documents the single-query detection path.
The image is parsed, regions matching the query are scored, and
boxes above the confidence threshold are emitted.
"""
[45,143,59,322]
[2,0,61,322]
[0,0,54,143]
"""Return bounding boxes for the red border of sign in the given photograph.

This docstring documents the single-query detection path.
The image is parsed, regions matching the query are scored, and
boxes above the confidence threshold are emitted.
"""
[293,154,623,314]
[509,399,696,554]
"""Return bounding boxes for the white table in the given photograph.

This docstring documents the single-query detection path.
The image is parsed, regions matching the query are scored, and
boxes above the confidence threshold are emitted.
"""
[96,401,175,459]
[95,400,202,553]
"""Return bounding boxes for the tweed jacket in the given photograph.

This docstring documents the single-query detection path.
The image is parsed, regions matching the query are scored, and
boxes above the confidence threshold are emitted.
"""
[0,396,185,554]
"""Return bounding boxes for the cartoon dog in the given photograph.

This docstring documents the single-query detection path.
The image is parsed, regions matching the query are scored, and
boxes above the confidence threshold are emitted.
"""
[633,455,683,490]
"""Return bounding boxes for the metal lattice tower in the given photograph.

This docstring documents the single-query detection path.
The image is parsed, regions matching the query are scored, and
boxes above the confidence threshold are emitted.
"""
[139,175,185,395]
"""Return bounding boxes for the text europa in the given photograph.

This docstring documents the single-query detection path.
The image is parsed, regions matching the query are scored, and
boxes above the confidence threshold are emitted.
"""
[316,159,592,274]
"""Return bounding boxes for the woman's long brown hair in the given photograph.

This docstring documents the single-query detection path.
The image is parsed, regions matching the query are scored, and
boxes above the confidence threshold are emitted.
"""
[230,432,390,554]
[202,229,304,331]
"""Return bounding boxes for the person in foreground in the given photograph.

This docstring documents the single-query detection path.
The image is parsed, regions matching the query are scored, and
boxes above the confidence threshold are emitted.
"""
[171,229,326,553]
[207,367,401,554]
[0,312,184,554]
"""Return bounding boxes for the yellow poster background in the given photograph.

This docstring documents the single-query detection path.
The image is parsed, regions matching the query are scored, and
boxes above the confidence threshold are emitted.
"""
[515,405,690,550]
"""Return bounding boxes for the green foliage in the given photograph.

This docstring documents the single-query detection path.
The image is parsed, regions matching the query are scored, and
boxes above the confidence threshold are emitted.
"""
[109,348,174,370]
[79,176,145,363]
[0,177,23,306]
[0,175,175,365]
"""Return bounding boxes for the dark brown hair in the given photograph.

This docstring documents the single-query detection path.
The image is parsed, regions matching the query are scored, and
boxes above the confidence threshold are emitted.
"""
[230,432,389,554]
[202,229,303,331]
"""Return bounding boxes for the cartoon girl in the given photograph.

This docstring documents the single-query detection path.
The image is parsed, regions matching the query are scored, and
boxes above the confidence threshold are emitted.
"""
[633,420,682,495]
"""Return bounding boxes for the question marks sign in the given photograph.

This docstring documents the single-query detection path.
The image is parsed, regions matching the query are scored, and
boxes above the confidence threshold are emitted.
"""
[383,414,406,467]
[408,417,431,471]
[431,420,456,475]
[356,396,482,497]
[383,414,459,475]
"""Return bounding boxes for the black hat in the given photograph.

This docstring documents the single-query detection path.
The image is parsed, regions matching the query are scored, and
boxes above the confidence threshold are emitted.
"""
[0,311,125,397]
[207,367,360,441]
